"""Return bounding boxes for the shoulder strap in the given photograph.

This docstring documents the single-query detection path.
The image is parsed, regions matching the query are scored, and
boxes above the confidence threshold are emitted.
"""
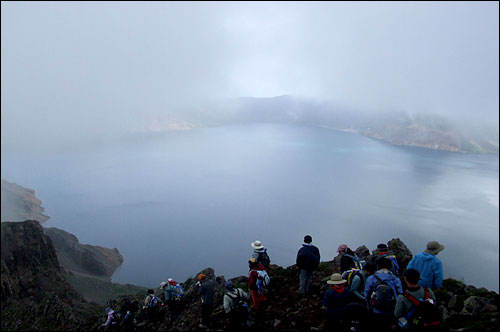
[423,287,430,300]
[404,291,422,306]
[374,274,386,284]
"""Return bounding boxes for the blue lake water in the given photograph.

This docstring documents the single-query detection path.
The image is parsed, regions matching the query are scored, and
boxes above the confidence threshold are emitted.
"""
[2,124,498,291]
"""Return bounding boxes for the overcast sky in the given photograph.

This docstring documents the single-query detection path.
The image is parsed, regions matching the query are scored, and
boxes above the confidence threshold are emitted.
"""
[1,1,498,149]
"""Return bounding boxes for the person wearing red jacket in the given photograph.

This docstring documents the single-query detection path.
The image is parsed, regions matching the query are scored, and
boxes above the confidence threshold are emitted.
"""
[248,258,268,309]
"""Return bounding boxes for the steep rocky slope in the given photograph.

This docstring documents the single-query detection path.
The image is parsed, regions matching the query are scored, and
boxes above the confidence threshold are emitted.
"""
[1,220,101,331]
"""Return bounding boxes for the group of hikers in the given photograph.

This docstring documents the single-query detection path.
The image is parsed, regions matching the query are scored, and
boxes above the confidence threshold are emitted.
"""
[102,236,445,331]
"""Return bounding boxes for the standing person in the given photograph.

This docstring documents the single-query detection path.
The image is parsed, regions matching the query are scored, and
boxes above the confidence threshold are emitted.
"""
[223,280,249,330]
[162,278,182,322]
[248,258,268,309]
[375,243,400,276]
[296,235,321,295]
[251,240,271,270]
[406,241,445,290]
[197,273,215,329]
[364,257,403,330]
[143,289,163,322]
[337,244,361,273]
[394,269,440,331]
[323,273,352,331]
[349,262,377,304]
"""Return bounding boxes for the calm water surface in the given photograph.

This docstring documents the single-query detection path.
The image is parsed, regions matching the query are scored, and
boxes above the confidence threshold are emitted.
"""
[2,124,498,291]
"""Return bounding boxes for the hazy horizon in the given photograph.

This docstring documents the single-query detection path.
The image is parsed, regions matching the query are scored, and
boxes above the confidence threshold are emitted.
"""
[2,2,499,151]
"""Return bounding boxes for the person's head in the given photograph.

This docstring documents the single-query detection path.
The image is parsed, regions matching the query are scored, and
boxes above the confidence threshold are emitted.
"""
[377,243,388,252]
[159,281,167,289]
[363,262,377,276]
[337,244,348,254]
[168,278,175,284]
[304,235,312,244]
[376,257,392,271]
[147,289,154,295]
[248,257,258,268]
[197,273,206,281]
[251,240,264,250]
[225,280,234,290]
[404,268,421,286]
[425,241,445,255]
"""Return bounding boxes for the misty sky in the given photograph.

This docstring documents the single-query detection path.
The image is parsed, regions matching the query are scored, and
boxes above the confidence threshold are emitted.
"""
[1,1,499,149]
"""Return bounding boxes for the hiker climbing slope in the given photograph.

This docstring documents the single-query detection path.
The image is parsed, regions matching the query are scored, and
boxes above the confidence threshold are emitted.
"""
[197,273,215,329]
[223,280,250,330]
[251,240,271,270]
[248,258,269,309]
[365,257,403,330]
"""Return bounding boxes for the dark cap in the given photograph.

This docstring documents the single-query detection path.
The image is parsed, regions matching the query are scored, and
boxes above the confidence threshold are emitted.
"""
[377,243,388,250]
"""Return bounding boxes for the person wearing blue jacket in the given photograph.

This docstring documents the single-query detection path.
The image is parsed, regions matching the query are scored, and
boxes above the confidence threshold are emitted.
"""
[406,241,445,290]
[365,257,403,330]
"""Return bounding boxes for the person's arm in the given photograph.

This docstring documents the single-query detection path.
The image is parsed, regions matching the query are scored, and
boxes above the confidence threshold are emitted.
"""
[394,295,405,318]
[223,294,231,313]
[394,277,403,295]
[364,278,373,307]
[323,290,329,309]
[102,312,113,326]
[406,257,415,270]
[239,288,249,299]
[434,260,443,289]
[350,275,365,301]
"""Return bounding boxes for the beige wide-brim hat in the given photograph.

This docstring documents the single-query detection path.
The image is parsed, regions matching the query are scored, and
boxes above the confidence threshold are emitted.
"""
[425,241,445,255]
[327,273,346,285]
[160,281,167,288]
[251,240,264,250]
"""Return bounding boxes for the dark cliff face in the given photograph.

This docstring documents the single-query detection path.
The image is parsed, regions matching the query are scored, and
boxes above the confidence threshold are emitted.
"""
[44,227,123,279]
[1,220,101,331]
[1,220,64,301]
[1,179,50,223]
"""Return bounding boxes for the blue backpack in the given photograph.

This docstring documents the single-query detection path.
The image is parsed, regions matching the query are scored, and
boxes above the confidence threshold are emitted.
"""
[172,285,185,301]
[148,295,161,308]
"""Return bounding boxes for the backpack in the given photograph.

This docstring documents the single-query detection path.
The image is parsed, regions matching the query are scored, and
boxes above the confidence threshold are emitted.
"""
[370,274,396,312]
[402,287,442,330]
[226,290,248,313]
[257,250,271,268]
[342,269,364,288]
[172,284,185,301]
[344,253,366,270]
[253,269,270,287]
[148,295,161,308]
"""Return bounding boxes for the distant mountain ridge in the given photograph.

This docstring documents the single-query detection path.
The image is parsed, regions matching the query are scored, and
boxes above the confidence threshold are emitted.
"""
[163,96,499,153]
